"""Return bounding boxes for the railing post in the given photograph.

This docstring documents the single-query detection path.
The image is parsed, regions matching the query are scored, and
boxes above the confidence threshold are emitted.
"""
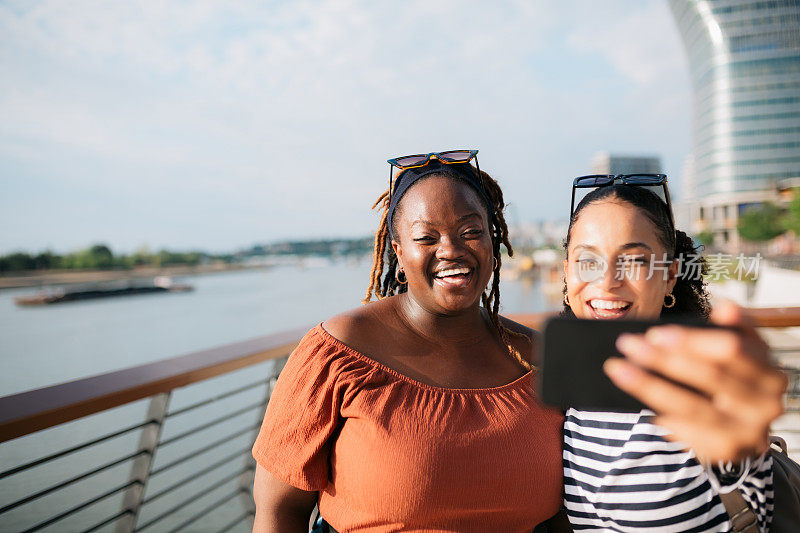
[115,392,171,533]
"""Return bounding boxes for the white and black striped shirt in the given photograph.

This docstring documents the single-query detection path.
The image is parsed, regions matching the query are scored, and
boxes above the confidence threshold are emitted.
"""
[563,409,773,532]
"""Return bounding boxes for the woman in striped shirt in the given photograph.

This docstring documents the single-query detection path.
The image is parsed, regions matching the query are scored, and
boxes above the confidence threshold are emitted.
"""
[560,181,786,532]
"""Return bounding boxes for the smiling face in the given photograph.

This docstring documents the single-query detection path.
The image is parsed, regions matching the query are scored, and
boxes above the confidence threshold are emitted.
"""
[391,175,494,314]
[564,199,678,320]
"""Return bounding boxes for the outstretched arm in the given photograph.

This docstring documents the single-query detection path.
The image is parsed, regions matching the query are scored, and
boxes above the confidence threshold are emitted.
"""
[605,301,786,532]
[605,300,786,464]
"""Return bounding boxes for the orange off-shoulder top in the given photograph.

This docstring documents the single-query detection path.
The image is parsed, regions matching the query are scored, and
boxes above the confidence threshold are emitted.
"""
[252,324,564,532]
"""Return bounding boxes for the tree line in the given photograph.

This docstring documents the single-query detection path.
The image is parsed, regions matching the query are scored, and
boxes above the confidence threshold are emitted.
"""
[737,188,800,242]
[0,245,227,274]
[0,236,375,274]
[695,188,800,246]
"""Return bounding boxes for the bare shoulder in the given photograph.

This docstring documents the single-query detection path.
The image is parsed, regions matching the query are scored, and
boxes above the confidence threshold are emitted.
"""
[322,297,395,347]
[498,315,539,366]
[322,306,373,342]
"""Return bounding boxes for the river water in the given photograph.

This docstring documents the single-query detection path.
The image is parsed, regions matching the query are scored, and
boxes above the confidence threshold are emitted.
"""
[1,258,549,396]
[0,258,551,532]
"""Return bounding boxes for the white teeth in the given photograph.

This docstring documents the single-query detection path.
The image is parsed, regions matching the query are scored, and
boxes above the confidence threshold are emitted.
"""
[435,267,471,278]
[590,299,630,310]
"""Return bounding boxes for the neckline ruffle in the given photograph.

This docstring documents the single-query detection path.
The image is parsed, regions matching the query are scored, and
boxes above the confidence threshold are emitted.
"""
[315,323,534,395]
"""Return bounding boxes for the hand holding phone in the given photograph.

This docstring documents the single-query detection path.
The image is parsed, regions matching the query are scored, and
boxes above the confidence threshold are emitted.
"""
[539,316,715,412]
[540,303,787,463]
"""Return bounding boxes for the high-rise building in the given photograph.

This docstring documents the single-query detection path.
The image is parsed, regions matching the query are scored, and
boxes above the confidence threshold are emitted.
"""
[590,152,662,175]
[583,152,667,222]
[668,0,800,250]
[674,154,697,230]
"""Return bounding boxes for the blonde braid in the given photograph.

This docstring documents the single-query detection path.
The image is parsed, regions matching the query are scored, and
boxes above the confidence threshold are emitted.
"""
[362,189,391,304]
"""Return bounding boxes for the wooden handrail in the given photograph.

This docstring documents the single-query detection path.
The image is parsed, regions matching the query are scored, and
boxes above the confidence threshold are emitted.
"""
[741,307,800,328]
[0,326,309,444]
[3,306,799,445]
[508,307,800,331]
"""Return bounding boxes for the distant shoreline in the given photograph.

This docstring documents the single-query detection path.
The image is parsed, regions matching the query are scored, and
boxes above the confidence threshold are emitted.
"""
[0,263,267,290]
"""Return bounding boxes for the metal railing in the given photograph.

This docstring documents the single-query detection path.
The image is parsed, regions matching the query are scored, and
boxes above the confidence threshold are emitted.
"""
[1,309,799,532]
[0,327,304,533]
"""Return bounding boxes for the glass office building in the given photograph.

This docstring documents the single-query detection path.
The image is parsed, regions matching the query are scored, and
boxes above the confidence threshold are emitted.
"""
[668,0,800,249]
[590,152,663,175]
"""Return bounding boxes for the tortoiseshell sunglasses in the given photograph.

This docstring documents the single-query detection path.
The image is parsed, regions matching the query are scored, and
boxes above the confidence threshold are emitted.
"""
[386,150,480,202]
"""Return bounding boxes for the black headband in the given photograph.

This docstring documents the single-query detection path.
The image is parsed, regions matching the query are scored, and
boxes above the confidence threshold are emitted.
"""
[387,160,495,239]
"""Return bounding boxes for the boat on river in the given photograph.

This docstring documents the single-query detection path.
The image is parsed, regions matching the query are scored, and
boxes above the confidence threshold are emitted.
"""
[14,276,193,306]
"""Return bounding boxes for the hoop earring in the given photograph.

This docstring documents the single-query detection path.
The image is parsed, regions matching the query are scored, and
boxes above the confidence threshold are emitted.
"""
[493,257,498,270]
[663,292,676,308]
[396,268,408,285]
[564,294,570,307]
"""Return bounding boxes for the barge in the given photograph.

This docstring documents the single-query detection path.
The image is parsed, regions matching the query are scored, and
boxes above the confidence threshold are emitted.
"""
[14,276,193,306]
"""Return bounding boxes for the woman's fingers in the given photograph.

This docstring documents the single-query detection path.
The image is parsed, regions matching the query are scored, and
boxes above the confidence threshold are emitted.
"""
[616,332,786,400]
[646,326,765,372]
[616,334,724,395]
[606,300,788,464]
[711,299,762,345]
[617,328,786,397]
[603,358,716,421]
[613,327,785,427]
[603,357,774,462]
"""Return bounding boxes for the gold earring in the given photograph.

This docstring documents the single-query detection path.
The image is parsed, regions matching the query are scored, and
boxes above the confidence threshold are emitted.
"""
[564,294,570,306]
[396,268,408,285]
[664,292,676,308]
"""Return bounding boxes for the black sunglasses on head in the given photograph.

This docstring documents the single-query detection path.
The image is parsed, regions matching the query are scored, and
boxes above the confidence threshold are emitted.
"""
[570,174,675,231]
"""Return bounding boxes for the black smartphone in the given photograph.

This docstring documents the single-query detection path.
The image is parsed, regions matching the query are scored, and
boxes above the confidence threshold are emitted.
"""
[539,316,722,412]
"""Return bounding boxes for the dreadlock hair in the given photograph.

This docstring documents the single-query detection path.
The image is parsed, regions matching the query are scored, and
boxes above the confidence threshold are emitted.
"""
[561,184,711,320]
[362,165,532,370]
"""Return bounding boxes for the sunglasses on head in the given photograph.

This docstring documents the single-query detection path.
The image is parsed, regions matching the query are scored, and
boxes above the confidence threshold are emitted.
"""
[386,150,480,203]
[387,150,479,169]
[570,174,675,231]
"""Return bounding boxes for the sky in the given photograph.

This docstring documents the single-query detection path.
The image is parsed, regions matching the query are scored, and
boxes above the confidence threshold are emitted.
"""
[0,0,692,254]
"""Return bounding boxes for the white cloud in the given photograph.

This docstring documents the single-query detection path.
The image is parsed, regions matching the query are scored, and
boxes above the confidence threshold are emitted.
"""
[0,0,692,252]
[566,1,687,87]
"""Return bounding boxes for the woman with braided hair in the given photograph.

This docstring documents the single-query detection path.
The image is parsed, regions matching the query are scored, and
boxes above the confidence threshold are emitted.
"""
[251,150,565,532]
[361,152,529,370]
